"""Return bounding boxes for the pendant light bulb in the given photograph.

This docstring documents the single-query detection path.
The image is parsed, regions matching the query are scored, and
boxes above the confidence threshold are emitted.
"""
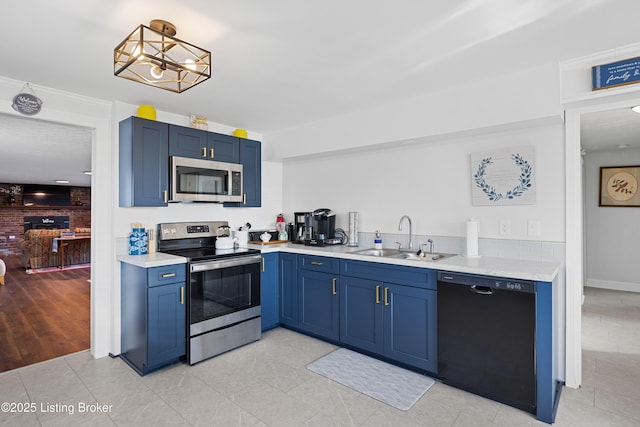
[183,58,197,71]
[150,65,164,79]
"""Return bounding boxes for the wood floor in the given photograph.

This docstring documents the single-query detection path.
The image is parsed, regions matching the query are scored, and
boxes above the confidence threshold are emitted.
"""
[0,255,90,373]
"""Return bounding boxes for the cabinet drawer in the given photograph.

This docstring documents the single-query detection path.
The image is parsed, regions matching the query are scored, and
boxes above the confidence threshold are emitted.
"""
[298,255,340,274]
[341,259,436,290]
[148,265,186,287]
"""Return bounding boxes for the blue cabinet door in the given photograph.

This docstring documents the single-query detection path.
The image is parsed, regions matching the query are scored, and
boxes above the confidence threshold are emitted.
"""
[168,124,209,159]
[261,253,280,331]
[208,133,240,163]
[168,125,239,163]
[383,284,437,372]
[225,139,261,207]
[299,269,339,341]
[147,281,186,369]
[279,253,299,327]
[119,117,169,207]
[340,276,383,354]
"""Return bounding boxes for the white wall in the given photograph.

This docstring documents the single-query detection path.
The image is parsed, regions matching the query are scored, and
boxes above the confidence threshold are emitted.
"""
[584,148,640,291]
[283,119,566,244]
[266,62,561,161]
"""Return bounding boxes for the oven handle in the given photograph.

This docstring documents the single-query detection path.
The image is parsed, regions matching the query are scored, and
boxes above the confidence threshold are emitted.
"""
[190,254,262,272]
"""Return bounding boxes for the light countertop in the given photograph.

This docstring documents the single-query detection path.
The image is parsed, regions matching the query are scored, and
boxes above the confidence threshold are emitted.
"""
[117,252,187,268]
[250,242,560,282]
[118,243,560,282]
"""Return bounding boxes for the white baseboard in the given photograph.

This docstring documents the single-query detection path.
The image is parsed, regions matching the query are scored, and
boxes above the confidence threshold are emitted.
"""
[586,279,640,293]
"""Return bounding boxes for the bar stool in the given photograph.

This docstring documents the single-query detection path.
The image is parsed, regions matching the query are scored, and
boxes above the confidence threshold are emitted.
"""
[0,258,6,285]
[59,242,69,269]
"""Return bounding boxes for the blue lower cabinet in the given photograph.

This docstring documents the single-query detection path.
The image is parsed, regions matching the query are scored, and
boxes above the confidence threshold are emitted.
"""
[121,263,186,375]
[279,253,299,327]
[339,274,437,372]
[260,253,280,331]
[298,269,340,341]
[383,284,437,372]
[147,283,187,368]
[340,276,383,354]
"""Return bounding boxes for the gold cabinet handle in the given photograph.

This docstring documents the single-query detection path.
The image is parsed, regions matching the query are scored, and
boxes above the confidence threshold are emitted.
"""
[384,287,389,306]
[332,278,337,295]
[375,285,381,304]
[202,147,207,158]
[262,257,265,272]
[162,273,176,278]
[163,190,168,203]
[180,286,184,305]
[210,148,215,158]
[310,261,324,266]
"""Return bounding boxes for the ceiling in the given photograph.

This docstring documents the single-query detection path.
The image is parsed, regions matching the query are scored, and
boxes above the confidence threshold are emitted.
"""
[2,0,640,187]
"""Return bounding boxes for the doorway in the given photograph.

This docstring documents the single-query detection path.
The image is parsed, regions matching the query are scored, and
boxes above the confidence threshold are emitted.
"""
[0,113,92,371]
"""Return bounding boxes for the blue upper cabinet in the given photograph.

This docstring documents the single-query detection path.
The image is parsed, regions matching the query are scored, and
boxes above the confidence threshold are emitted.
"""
[208,133,240,163]
[168,124,239,163]
[119,117,169,207]
[224,138,261,207]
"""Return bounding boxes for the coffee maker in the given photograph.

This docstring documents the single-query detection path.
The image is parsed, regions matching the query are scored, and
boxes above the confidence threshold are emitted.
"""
[308,208,339,246]
[293,212,311,244]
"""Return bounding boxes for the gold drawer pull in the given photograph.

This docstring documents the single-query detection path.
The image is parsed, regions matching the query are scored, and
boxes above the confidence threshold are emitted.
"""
[384,287,389,306]
[376,285,381,304]
[201,147,207,158]
[210,148,215,158]
[162,273,176,278]
[180,286,184,305]
[310,261,324,266]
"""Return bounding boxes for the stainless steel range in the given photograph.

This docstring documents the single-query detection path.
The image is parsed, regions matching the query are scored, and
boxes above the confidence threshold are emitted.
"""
[157,221,262,365]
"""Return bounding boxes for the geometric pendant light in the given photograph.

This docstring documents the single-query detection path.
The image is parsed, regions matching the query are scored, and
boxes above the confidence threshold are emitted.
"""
[114,20,211,93]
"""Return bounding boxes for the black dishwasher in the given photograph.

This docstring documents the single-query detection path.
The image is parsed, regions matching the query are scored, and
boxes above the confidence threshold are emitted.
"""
[437,271,536,414]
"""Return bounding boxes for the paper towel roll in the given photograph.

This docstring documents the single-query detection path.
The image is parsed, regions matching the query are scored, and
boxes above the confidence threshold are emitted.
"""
[466,218,480,258]
[348,212,359,247]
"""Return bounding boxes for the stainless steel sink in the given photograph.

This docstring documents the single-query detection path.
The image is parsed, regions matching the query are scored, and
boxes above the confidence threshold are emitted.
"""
[351,248,402,257]
[351,248,454,261]
[390,252,454,261]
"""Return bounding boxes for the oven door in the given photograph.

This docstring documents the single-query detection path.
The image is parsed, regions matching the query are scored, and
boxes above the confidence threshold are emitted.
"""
[188,254,261,337]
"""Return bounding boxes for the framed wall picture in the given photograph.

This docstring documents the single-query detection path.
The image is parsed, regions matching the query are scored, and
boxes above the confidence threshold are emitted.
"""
[599,166,640,207]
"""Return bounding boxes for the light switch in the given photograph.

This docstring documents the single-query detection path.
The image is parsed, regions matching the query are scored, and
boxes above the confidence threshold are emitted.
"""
[499,219,511,235]
[527,220,541,237]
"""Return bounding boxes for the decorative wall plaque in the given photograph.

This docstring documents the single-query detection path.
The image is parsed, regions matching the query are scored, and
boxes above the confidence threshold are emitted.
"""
[471,146,536,206]
[11,83,43,116]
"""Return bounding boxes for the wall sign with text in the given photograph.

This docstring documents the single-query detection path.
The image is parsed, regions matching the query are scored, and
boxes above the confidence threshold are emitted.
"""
[592,56,640,91]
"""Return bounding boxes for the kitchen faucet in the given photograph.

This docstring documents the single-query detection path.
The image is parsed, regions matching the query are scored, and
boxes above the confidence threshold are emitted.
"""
[397,215,413,249]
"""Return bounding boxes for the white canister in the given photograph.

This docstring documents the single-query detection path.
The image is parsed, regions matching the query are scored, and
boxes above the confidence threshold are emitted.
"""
[233,230,249,247]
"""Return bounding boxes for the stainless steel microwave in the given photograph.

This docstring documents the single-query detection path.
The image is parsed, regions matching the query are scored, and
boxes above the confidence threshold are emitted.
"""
[170,156,243,203]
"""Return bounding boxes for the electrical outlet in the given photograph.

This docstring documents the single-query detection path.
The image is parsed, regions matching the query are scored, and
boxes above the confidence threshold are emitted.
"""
[499,219,511,235]
[527,220,541,237]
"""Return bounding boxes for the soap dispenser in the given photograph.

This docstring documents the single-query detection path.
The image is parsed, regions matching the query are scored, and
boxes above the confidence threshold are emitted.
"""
[374,230,383,250]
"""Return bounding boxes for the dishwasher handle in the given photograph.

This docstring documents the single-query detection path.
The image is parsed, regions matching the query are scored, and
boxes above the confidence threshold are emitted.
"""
[470,285,493,295]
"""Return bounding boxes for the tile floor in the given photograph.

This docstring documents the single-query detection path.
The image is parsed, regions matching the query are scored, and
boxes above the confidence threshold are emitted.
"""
[1,287,639,426]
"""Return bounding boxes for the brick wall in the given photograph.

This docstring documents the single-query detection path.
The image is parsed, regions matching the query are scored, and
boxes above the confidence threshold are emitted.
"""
[0,185,91,255]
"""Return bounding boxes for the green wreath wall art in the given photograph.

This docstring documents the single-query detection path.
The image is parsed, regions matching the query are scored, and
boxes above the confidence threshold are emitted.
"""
[474,153,533,202]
